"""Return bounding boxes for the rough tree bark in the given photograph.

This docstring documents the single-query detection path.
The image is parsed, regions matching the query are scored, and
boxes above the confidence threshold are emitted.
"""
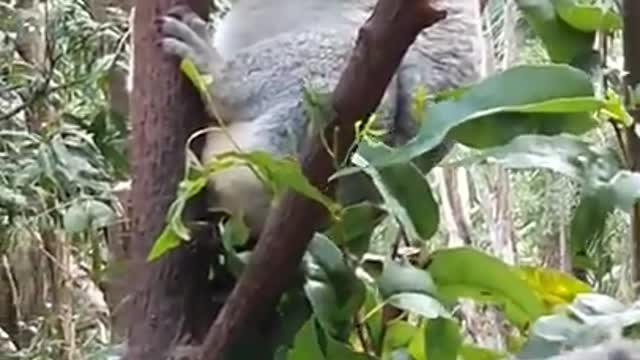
[195,0,446,358]
[125,0,220,359]
[623,0,640,296]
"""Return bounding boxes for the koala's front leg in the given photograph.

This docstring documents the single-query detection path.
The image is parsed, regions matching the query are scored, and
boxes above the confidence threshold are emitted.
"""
[157,5,223,78]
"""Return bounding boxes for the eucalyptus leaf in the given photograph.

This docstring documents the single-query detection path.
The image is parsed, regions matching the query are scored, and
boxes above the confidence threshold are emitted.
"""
[513,0,595,63]
[354,142,439,241]
[304,234,365,340]
[426,247,545,330]
[371,65,599,168]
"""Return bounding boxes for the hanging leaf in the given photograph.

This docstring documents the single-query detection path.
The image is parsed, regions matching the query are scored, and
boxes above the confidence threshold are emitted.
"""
[425,317,462,360]
[353,142,439,241]
[513,0,595,63]
[326,202,385,258]
[304,234,366,340]
[376,259,438,298]
[426,247,545,330]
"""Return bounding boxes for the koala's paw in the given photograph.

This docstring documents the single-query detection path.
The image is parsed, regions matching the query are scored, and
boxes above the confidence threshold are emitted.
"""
[156,5,222,76]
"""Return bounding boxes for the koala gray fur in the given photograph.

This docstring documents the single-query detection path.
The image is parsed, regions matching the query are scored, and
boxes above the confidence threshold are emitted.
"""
[158,0,483,237]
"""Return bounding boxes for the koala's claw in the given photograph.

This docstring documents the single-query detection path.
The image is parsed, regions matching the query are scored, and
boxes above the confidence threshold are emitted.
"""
[167,5,210,39]
[157,6,222,76]
[166,4,192,17]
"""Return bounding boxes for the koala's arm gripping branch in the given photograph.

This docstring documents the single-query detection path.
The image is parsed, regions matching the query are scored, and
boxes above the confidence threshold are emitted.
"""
[197,1,446,358]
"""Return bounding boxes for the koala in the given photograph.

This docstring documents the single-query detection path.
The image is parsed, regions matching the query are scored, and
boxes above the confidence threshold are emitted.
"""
[157,0,484,237]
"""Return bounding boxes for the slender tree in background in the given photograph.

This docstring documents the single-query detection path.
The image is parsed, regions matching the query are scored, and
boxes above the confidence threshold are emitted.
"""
[125,0,217,358]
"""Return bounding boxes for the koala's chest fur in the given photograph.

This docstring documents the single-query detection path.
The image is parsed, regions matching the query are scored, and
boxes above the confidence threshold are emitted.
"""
[203,122,273,236]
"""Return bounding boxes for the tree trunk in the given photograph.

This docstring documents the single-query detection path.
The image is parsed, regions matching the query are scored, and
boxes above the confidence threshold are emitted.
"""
[436,167,473,246]
[125,1,220,359]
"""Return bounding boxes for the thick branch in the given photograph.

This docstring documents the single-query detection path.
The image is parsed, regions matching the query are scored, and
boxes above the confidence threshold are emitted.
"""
[197,0,445,358]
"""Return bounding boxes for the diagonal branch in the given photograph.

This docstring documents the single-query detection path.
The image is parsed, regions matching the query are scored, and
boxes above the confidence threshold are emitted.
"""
[197,0,446,358]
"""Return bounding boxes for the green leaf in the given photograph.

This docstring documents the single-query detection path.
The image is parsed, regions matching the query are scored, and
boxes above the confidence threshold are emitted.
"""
[383,321,420,353]
[287,318,373,360]
[513,0,595,63]
[371,259,450,320]
[599,90,632,127]
[304,234,366,340]
[517,314,581,359]
[362,286,385,354]
[286,319,326,360]
[555,3,622,33]
[569,191,611,271]
[426,247,545,330]
[85,199,117,229]
[180,58,211,96]
[164,176,209,244]
[567,293,640,331]
[372,65,598,168]
[223,212,251,248]
[460,345,506,360]
[386,349,414,360]
[272,288,313,358]
[150,137,341,261]
[326,202,385,257]
[456,134,614,179]
[147,226,182,261]
[387,293,449,320]
[0,184,28,208]
[569,293,626,316]
[425,318,461,360]
[519,293,640,359]
[221,214,251,277]
[303,85,336,137]
[516,266,591,311]
[211,151,339,217]
[407,323,427,360]
[63,199,116,233]
[354,142,439,240]
[63,202,90,233]
[376,259,438,299]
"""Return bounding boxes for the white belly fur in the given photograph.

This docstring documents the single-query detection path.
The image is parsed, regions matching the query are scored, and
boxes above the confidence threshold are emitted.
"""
[201,122,272,236]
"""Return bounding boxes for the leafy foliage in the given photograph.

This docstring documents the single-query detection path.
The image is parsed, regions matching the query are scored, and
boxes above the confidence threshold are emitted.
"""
[2,0,638,358]
[145,0,640,358]
[0,0,128,357]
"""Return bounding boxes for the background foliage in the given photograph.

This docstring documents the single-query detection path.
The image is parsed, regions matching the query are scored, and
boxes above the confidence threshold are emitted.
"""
[1,0,638,359]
